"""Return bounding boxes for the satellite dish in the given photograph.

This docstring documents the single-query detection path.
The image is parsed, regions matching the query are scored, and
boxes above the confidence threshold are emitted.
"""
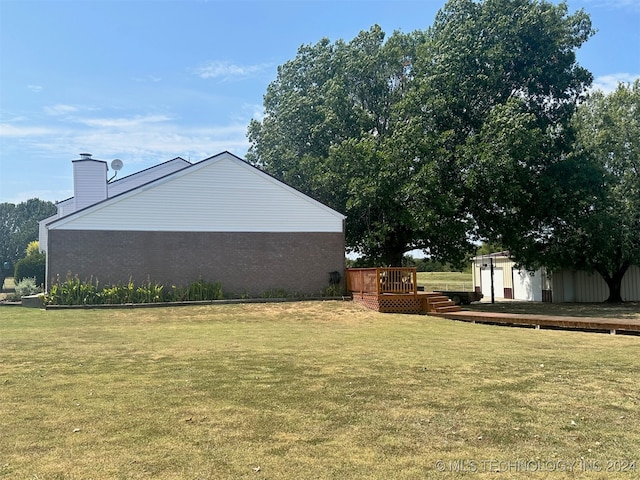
[111,159,123,171]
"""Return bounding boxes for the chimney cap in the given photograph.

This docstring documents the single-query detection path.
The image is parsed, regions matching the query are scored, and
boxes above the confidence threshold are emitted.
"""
[79,152,93,159]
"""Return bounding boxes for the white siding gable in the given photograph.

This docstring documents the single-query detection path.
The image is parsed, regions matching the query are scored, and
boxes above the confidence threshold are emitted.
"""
[49,153,344,233]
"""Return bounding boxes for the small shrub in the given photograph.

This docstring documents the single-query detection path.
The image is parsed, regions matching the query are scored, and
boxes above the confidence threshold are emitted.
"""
[14,277,41,297]
[5,277,42,301]
[324,283,343,297]
[14,253,46,286]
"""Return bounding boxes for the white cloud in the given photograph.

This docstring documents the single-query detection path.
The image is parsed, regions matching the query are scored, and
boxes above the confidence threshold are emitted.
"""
[64,123,250,161]
[590,73,640,93]
[132,75,162,83]
[1,118,248,164]
[0,123,58,137]
[193,61,270,80]
[80,114,173,128]
[27,85,43,93]
[44,104,80,116]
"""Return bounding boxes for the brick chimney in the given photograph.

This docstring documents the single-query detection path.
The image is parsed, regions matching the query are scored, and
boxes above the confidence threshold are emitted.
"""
[73,153,108,211]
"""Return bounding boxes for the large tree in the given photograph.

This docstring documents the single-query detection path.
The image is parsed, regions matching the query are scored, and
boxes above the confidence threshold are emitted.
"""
[248,26,438,265]
[546,82,637,302]
[578,81,640,301]
[467,81,639,302]
[406,0,593,222]
[247,0,594,266]
[0,199,56,289]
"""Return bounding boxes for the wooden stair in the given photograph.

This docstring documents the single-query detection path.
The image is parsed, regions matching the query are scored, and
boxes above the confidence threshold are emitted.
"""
[419,292,462,314]
[351,291,463,315]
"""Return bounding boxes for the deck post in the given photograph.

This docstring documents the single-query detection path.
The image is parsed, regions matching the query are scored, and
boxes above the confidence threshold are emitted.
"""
[412,270,417,297]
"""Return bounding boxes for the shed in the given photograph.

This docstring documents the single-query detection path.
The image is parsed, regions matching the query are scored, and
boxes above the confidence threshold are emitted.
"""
[472,251,640,303]
[550,267,640,303]
[472,251,550,302]
[40,152,346,297]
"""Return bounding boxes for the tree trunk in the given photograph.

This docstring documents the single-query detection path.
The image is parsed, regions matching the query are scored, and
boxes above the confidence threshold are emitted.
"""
[379,234,409,266]
[380,249,405,267]
[598,262,630,303]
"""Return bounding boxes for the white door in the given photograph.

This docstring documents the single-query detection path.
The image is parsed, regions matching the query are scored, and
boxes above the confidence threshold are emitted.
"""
[513,268,542,301]
[481,267,504,299]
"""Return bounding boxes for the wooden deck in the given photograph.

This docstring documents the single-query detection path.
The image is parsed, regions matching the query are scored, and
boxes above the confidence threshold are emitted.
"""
[432,310,640,335]
[345,268,639,334]
[346,267,461,314]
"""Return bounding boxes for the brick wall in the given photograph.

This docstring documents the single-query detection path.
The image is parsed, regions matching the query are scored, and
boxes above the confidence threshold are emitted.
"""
[47,230,345,296]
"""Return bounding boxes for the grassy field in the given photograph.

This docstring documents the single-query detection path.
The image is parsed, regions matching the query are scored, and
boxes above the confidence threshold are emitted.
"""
[416,271,473,292]
[1,301,639,479]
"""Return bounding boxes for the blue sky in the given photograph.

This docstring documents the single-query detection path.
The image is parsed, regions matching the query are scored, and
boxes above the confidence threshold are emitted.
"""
[1,0,638,204]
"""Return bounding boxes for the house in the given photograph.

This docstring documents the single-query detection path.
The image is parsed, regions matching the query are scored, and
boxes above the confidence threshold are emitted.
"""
[472,251,640,303]
[40,152,346,296]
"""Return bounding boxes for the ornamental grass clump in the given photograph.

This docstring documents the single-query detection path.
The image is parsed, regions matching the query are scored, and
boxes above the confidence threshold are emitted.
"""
[135,280,165,304]
[46,274,100,305]
[166,279,223,302]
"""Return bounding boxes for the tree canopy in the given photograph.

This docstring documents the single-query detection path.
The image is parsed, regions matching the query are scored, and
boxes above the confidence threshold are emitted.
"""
[468,81,639,302]
[248,25,431,265]
[542,81,638,301]
[247,0,594,267]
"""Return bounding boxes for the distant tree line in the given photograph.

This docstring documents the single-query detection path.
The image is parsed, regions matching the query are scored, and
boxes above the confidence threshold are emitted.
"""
[0,199,55,289]
[347,254,471,273]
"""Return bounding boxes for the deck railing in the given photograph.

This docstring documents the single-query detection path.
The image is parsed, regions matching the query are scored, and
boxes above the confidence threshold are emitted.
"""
[346,267,418,296]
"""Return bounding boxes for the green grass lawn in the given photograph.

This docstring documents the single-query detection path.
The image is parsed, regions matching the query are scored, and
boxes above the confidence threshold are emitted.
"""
[417,271,473,292]
[1,301,639,479]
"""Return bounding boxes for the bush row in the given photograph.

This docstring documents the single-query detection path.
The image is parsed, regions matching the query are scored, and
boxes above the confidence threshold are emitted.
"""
[45,275,224,306]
